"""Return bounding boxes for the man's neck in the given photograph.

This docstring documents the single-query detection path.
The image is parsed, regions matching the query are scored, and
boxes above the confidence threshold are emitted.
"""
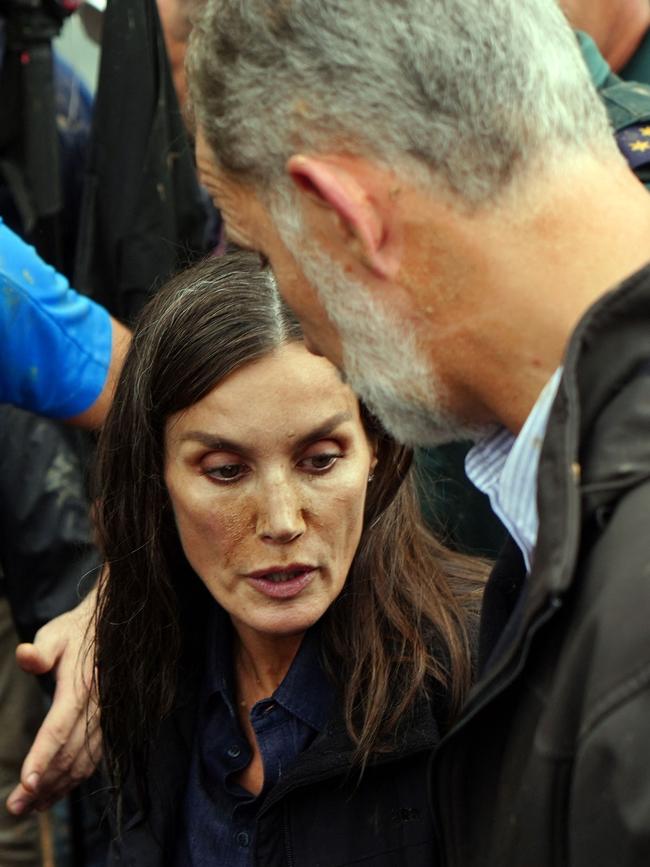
[493,158,650,431]
[603,0,650,71]
[413,153,650,435]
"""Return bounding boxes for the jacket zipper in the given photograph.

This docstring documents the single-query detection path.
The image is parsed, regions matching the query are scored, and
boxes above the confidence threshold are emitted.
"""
[432,594,563,866]
[466,594,563,721]
[282,800,295,867]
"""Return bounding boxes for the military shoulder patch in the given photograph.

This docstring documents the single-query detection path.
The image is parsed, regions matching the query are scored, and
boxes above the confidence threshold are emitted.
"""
[616,122,650,168]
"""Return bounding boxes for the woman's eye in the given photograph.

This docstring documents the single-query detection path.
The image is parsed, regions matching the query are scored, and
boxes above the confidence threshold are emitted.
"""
[205,463,247,482]
[301,453,341,472]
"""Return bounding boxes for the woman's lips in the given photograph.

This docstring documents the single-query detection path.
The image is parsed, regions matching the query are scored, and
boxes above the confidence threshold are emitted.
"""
[246,568,316,599]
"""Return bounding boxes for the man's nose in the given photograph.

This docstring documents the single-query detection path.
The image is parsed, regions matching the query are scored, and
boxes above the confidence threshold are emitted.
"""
[255,478,306,544]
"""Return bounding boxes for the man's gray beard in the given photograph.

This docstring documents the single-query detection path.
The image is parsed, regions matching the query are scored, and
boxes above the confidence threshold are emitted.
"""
[275,220,489,446]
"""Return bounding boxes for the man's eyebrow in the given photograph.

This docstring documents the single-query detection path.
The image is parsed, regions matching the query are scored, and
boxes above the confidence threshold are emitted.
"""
[178,411,354,455]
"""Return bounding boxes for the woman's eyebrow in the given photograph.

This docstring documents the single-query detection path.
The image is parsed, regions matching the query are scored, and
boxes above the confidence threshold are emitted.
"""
[293,411,353,450]
[178,411,353,455]
[178,431,245,454]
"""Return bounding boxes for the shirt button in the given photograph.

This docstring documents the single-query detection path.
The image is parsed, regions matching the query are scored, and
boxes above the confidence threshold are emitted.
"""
[236,831,250,848]
[227,745,241,758]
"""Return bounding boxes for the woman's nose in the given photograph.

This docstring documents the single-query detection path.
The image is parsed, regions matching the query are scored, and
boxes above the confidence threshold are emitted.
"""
[256,480,306,544]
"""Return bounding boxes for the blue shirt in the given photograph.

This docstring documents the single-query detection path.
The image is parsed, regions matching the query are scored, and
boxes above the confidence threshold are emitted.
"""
[177,609,333,867]
[0,219,112,418]
[465,369,562,572]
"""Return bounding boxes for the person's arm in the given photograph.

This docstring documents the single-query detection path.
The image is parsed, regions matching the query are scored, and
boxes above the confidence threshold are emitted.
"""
[0,225,130,814]
[6,583,101,815]
[0,219,130,424]
[66,314,131,429]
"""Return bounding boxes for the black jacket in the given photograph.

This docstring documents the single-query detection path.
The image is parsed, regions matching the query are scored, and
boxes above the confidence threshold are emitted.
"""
[0,406,100,641]
[74,0,208,323]
[432,266,650,866]
[111,671,443,867]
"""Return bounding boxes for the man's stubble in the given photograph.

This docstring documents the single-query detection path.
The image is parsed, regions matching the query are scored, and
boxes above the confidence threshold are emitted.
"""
[277,219,491,447]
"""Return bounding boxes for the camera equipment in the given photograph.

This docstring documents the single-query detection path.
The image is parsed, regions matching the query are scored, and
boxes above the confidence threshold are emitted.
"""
[0,1,83,30]
[0,0,82,268]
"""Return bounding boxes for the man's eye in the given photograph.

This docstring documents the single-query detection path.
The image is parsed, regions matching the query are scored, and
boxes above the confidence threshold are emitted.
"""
[258,252,270,268]
[302,453,341,472]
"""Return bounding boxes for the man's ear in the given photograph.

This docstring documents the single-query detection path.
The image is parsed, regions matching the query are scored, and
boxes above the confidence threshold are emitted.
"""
[287,154,397,278]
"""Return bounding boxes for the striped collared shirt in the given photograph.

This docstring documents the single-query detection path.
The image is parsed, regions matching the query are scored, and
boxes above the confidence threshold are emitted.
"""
[465,369,562,572]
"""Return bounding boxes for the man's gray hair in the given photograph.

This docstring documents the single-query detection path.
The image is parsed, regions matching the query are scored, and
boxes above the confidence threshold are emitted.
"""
[187,0,615,204]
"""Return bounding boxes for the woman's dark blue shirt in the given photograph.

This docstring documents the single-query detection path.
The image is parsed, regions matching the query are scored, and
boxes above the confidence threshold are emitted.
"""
[176,608,333,866]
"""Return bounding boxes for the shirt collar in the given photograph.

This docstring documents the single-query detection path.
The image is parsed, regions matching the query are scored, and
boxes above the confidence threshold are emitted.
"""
[204,605,236,707]
[204,605,331,734]
[465,369,562,572]
[273,624,331,732]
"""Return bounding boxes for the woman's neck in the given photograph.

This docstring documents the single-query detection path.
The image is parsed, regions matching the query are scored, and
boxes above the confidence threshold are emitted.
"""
[232,620,305,700]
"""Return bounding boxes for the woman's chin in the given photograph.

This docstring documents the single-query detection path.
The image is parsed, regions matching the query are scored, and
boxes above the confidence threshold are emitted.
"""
[231,603,325,640]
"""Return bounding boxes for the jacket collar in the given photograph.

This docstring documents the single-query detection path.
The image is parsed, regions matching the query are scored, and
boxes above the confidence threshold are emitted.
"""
[532,263,650,604]
[473,263,650,686]
[257,688,441,819]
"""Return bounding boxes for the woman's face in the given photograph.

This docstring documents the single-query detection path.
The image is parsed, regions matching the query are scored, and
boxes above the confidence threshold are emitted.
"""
[164,341,377,640]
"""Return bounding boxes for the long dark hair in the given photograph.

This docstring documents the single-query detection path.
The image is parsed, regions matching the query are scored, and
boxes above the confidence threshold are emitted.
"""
[94,252,483,796]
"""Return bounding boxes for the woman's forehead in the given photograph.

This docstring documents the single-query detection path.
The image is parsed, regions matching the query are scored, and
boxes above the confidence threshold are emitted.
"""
[165,342,363,447]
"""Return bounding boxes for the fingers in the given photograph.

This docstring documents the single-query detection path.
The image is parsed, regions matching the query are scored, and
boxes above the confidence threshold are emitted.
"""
[15,639,96,801]
[41,716,103,808]
[16,589,97,679]
[6,711,102,815]
[19,688,82,791]
[7,592,101,816]
[15,640,59,676]
[6,781,35,816]
[21,672,97,791]
[33,712,103,808]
